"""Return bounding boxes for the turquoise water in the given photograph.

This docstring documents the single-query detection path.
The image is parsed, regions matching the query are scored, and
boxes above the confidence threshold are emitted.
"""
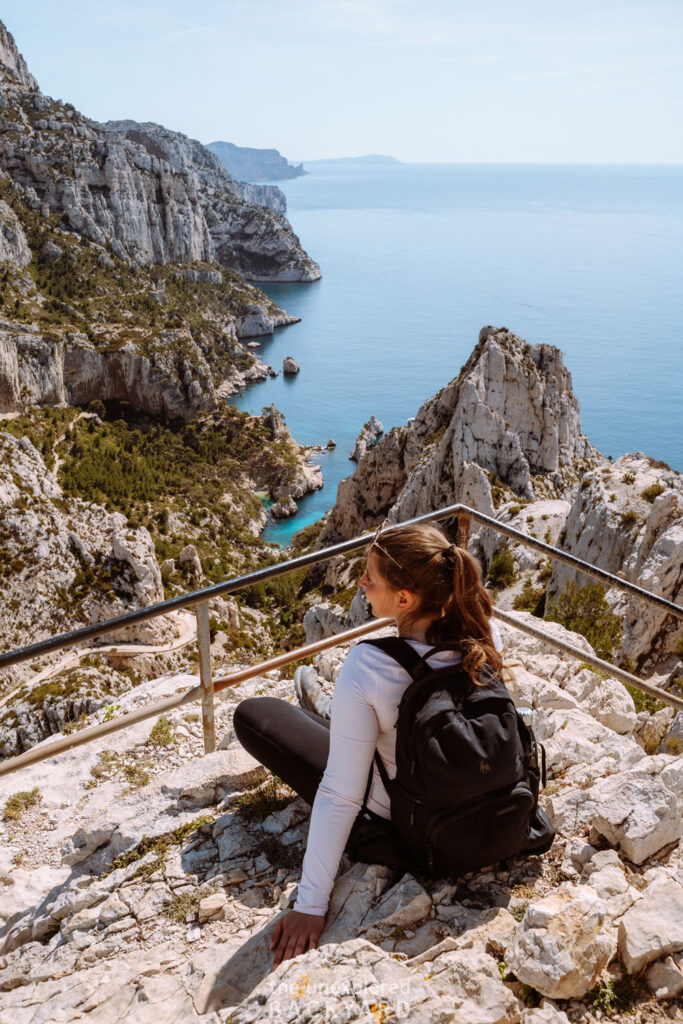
[230,163,683,546]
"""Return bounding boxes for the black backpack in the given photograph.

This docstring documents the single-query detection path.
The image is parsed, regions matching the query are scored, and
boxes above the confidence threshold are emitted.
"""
[347,637,554,877]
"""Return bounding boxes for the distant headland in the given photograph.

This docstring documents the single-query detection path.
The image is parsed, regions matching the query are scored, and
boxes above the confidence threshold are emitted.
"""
[207,140,307,182]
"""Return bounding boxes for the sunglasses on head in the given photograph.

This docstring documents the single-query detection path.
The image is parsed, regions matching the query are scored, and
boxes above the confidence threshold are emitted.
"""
[368,520,416,591]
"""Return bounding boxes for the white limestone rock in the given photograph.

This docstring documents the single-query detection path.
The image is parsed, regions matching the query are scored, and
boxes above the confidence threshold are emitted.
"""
[506,885,614,998]
[197,892,227,923]
[270,495,297,519]
[636,706,675,752]
[426,947,524,1024]
[543,708,645,776]
[547,453,683,669]
[228,937,454,1024]
[479,498,571,573]
[350,414,384,462]
[360,874,432,940]
[178,543,202,577]
[588,772,681,864]
[579,850,639,919]
[562,669,637,734]
[618,879,683,972]
[646,951,683,1000]
[0,198,31,267]
[318,328,601,546]
[522,1004,571,1024]
[282,355,300,375]
[303,601,347,642]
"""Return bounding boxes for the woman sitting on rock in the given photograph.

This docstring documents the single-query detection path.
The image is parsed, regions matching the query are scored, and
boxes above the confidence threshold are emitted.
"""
[233,521,504,968]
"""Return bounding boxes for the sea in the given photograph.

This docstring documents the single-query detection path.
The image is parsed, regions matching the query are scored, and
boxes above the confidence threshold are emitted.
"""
[230,162,683,546]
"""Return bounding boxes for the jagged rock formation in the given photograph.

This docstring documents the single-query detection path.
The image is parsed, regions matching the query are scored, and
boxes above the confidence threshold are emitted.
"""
[318,327,602,546]
[208,140,306,182]
[0,622,682,1020]
[547,454,683,671]
[350,413,383,461]
[0,21,319,281]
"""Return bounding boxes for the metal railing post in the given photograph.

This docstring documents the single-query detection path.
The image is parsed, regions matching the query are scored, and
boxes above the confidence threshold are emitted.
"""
[457,512,470,550]
[195,601,215,754]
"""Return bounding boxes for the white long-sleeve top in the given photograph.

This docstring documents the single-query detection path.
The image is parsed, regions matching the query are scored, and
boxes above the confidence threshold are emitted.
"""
[293,626,502,917]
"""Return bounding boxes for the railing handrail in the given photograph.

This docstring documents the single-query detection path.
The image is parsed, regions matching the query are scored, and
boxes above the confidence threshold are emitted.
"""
[1,501,682,780]
[1,502,681,671]
[2,605,682,780]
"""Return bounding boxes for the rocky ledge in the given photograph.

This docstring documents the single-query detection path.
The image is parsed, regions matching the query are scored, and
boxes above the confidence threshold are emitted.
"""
[0,619,682,1022]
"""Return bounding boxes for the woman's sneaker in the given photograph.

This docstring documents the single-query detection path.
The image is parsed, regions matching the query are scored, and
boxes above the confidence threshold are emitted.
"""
[294,665,332,720]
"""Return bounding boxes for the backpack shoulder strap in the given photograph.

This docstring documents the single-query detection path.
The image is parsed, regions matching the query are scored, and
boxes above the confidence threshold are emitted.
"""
[358,637,424,802]
[359,636,425,680]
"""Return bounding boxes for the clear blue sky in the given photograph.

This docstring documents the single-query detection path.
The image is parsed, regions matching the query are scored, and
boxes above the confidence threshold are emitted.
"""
[3,0,682,163]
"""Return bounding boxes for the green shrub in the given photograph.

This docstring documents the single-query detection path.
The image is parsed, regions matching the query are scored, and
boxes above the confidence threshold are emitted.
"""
[641,483,665,504]
[3,787,40,821]
[486,546,516,590]
[545,582,623,661]
[513,578,545,615]
[148,715,175,748]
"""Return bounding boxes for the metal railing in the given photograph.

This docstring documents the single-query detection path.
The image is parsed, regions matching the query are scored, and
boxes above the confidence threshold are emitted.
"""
[0,502,681,779]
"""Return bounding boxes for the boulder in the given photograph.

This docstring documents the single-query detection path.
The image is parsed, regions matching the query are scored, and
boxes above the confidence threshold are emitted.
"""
[427,947,523,1024]
[646,951,683,1000]
[617,879,683,973]
[228,937,453,1024]
[282,356,300,375]
[506,885,613,999]
[303,602,346,642]
[588,773,681,864]
[197,892,227,923]
[178,544,202,577]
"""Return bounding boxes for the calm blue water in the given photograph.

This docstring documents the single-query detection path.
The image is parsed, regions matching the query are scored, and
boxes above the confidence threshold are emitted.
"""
[231,163,683,546]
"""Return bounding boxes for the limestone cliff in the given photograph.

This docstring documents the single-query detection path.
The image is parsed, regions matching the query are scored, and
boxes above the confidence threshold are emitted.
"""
[318,326,601,546]
[105,121,290,224]
[547,454,683,671]
[0,23,319,281]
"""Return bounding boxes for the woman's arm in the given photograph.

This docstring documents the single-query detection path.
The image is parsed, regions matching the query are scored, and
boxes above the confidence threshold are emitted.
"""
[270,646,380,966]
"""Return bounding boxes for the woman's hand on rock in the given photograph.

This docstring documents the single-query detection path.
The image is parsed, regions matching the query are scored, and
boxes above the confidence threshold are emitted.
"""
[269,909,325,969]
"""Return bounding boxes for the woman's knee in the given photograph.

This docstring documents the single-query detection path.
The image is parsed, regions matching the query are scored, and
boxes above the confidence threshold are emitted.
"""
[233,696,286,742]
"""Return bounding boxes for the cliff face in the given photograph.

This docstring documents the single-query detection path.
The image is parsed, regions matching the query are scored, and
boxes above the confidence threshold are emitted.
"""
[0,25,319,281]
[106,121,289,217]
[547,454,683,671]
[318,327,601,545]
